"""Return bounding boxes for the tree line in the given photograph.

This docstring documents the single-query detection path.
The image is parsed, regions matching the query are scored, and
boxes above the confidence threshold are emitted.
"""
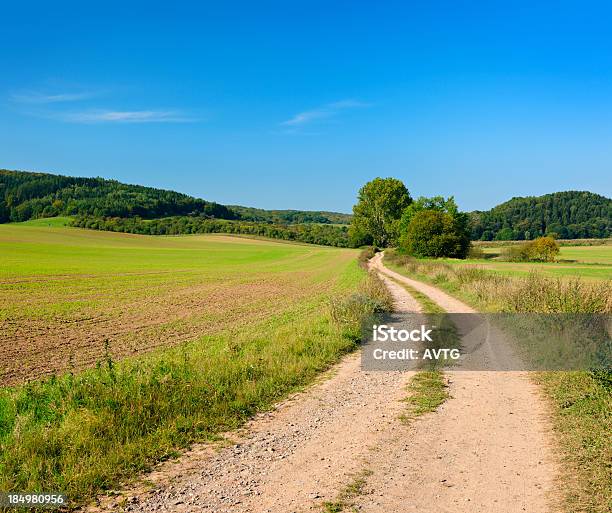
[70,215,351,247]
[227,205,351,224]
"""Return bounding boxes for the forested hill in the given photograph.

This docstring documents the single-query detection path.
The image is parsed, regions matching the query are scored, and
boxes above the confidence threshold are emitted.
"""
[228,205,351,224]
[470,191,611,240]
[0,169,350,224]
[0,169,235,222]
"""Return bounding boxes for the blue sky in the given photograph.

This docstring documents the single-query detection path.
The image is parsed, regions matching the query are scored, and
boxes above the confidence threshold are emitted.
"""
[1,1,611,212]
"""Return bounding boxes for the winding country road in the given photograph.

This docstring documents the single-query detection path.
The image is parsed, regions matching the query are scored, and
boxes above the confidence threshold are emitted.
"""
[88,254,559,513]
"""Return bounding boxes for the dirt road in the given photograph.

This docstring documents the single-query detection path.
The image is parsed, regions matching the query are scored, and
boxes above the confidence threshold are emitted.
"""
[89,254,558,513]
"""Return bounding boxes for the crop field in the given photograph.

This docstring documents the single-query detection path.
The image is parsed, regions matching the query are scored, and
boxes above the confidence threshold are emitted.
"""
[453,245,612,280]
[0,223,359,384]
[0,224,377,503]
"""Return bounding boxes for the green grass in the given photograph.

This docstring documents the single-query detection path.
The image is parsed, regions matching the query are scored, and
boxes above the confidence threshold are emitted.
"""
[401,371,449,421]
[558,245,612,264]
[460,244,612,281]
[11,216,74,227]
[534,372,611,513]
[0,225,378,508]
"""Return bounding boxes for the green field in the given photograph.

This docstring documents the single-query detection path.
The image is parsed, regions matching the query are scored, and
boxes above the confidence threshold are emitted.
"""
[0,225,381,506]
[456,245,612,280]
[11,216,74,227]
[0,224,360,383]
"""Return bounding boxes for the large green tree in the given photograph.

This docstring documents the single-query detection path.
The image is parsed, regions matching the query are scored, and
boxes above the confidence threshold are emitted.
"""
[350,177,412,247]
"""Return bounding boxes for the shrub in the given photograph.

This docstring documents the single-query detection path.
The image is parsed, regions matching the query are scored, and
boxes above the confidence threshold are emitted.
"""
[357,246,377,269]
[399,210,470,259]
[504,237,559,262]
[503,236,560,262]
[329,272,393,338]
[503,244,532,262]
[528,236,560,262]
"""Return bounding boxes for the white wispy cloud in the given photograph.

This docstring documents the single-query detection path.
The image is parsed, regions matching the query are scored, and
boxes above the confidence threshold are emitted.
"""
[281,99,369,127]
[58,110,196,124]
[11,91,97,104]
[10,85,197,124]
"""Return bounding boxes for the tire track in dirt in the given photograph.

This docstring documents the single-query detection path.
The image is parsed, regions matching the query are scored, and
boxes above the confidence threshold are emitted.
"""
[357,253,560,512]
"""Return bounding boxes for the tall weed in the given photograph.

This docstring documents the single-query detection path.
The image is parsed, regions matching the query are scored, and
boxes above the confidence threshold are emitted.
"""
[385,250,611,314]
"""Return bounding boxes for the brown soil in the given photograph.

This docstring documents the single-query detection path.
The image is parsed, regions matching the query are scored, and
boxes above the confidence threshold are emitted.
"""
[0,270,330,385]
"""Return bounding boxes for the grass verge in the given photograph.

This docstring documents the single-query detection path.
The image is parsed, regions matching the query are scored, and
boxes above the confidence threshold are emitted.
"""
[534,372,611,513]
[386,278,451,423]
[400,371,449,422]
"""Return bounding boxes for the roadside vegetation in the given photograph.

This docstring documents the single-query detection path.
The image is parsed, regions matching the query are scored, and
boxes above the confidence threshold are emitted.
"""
[0,301,360,505]
[384,250,611,513]
[385,250,611,313]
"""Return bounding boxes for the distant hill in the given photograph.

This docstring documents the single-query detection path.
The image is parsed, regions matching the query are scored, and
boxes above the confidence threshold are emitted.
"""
[470,191,611,240]
[0,169,350,225]
[4,170,608,241]
[228,205,351,225]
